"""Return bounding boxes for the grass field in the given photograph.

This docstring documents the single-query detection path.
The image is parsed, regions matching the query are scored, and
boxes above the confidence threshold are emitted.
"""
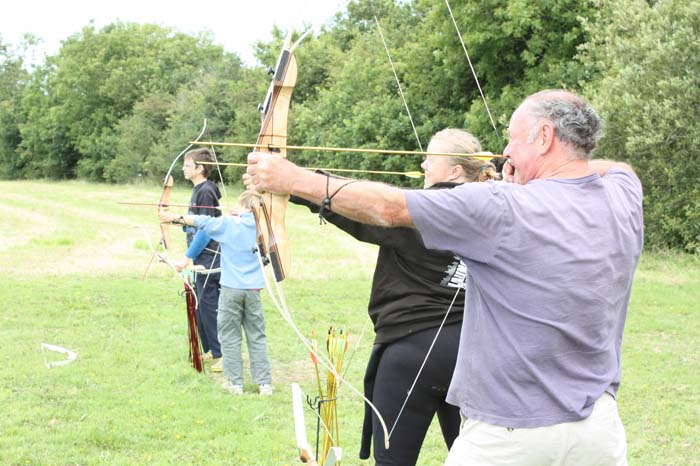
[1,180,699,465]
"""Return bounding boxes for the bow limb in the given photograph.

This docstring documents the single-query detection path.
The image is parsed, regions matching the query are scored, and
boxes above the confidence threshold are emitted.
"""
[194,132,226,302]
[139,224,205,372]
[143,120,209,278]
[254,32,298,281]
[292,383,317,464]
[159,119,209,253]
[163,119,208,185]
[142,177,173,279]
[157,175,174,252]
[138,226,198,307]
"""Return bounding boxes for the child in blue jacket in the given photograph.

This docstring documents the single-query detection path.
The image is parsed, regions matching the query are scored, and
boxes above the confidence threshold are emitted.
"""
[160,191,272,395]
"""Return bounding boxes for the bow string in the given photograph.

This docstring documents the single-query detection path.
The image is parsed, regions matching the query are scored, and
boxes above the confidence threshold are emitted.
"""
[367,2,503,443]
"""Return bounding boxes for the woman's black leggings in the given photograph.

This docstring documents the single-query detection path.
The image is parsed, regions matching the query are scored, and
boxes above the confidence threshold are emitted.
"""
[372,323,461,466]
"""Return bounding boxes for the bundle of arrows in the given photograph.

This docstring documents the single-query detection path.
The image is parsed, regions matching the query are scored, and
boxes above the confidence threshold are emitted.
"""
[309,327,350,465]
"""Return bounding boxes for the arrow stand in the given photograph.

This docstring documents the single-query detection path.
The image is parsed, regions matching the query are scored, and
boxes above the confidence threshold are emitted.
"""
[307,394,337,462]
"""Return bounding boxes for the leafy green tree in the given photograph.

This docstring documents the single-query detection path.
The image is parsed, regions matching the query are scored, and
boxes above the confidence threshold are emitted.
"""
[18,63,79,179]
[0,37,33,178]
[417,0,597,151]
[18,22,234,180]
[103,93,174,183]
[104,52,248,184]
[580,0,700,252]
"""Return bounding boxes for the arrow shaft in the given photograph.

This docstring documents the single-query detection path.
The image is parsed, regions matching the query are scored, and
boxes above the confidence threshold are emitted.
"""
[197,161,423,178]
[118,201,221,210]
[191,140,501,160]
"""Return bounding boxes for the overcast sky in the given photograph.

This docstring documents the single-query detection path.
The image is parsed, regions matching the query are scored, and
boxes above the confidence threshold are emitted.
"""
[1,0,350,65]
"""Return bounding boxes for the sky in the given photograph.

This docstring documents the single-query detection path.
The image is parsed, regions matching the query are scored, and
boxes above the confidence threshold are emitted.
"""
[0,0,350,65]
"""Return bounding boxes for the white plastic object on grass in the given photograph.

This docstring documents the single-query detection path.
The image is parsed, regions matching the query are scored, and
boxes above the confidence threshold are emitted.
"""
[41,342,77,368]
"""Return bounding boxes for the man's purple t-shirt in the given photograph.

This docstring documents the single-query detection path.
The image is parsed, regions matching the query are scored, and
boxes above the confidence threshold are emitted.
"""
[405,169,643,428]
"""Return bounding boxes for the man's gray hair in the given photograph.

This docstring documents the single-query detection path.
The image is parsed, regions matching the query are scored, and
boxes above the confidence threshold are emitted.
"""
[525,90,604,160]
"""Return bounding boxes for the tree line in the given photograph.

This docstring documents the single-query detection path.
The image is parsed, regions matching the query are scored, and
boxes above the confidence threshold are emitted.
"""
[0,0,698,252]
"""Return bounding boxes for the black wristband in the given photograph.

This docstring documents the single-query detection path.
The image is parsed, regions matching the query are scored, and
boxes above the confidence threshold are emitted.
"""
[317,174,360,225]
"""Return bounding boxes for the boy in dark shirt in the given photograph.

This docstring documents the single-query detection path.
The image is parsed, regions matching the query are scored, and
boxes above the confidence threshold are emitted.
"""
[169,148,223,368]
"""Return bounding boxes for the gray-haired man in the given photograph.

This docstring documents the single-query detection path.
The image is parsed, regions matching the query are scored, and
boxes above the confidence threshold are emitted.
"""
[245,90,642,466]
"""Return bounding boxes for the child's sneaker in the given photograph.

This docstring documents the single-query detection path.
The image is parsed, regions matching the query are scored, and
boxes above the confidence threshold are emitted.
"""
[258,384,273,396]
[222,380,243,395]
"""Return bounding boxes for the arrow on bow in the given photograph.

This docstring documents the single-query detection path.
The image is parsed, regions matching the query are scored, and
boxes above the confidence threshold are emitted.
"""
[119,201,225,210]
[198,160,425,179]
[190,140,502,161]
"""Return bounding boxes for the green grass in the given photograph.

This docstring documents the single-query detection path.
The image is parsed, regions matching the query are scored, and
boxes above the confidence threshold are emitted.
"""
[1,180,699,465]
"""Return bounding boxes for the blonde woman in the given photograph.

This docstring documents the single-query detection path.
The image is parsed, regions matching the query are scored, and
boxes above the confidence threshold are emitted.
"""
[290,129,499,466]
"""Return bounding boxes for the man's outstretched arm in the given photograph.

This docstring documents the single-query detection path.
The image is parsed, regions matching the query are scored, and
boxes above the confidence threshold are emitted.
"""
[244,152,415,228]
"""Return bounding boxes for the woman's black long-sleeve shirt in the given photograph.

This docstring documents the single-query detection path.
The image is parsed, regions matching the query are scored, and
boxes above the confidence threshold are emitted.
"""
[291,182,466,344]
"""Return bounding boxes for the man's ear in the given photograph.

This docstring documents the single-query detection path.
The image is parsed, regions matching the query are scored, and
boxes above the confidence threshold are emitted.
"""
[539,122,555,154]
